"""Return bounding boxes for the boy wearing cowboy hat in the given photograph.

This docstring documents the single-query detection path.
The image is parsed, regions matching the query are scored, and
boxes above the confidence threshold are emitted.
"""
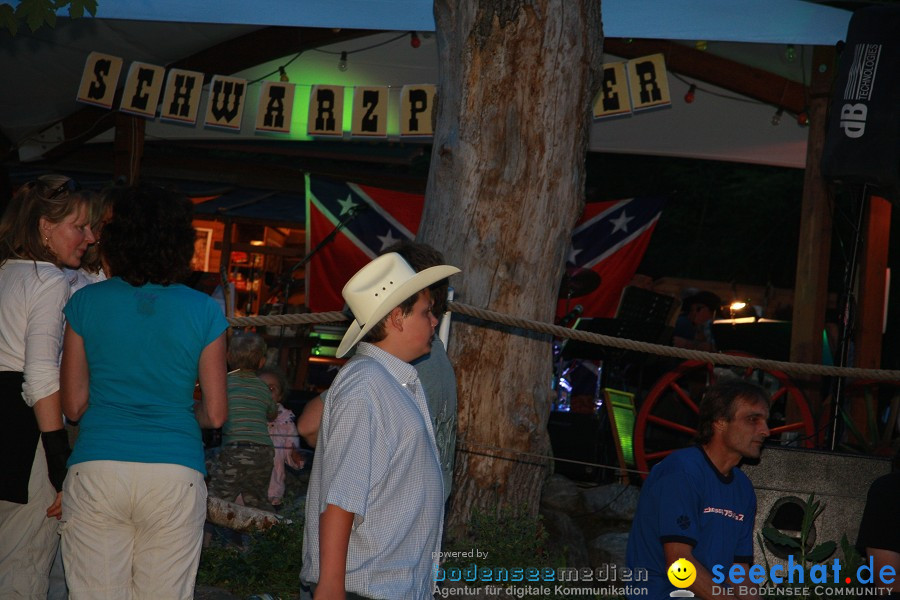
[301,252,460,600]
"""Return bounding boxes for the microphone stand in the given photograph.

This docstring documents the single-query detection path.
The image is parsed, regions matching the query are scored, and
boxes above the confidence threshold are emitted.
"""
[270,204,367,351]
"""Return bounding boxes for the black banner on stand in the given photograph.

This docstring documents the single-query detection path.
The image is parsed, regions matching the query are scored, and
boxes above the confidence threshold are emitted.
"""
[821,6,900,201]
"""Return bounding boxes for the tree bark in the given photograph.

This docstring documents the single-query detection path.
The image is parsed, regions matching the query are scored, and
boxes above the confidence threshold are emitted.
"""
[207,496,285,533]
[418,0,603,538]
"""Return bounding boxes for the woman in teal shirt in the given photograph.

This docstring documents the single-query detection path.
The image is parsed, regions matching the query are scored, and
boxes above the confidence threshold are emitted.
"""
[60,185,228,600]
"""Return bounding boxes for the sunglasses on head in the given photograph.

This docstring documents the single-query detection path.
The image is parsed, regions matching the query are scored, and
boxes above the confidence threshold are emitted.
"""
[46,178,80,200]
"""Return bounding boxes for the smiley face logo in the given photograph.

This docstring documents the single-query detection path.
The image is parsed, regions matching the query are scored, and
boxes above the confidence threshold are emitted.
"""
[667,558,696,588]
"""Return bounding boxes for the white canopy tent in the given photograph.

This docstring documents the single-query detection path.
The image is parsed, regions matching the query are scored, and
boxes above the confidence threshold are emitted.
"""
[49,0,851,44]
[1,1,852,168]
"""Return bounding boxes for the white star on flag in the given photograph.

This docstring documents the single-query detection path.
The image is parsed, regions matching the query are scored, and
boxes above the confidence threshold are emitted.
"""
[377,230,400,251]
[338,194,358,216]
[610,210,634,234]
[567,245,582,265]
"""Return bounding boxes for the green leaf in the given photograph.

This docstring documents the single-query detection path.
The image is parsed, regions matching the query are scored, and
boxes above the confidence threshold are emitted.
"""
[762,526,801,549]
[806,541,836,563]
[14,0,57,32]
[0,4,18,35]
[67,0,97,19]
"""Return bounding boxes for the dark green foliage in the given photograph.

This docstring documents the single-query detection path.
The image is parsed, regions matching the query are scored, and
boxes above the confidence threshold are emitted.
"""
[757,493,865,600]
[198,512,304,600]
[0,0,97,35]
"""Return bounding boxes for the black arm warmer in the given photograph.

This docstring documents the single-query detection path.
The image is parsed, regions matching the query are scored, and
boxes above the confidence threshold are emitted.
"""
[41,429,71,493]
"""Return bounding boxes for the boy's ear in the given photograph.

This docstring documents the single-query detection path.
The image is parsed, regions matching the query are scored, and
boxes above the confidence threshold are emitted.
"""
[388,306,405,332]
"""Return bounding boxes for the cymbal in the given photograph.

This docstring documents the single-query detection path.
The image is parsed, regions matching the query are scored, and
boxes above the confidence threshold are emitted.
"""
[559,268,601,299]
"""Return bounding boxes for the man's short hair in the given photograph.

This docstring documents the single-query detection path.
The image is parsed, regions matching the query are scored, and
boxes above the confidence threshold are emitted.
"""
[227,331,267,370]
[695,379,769,444]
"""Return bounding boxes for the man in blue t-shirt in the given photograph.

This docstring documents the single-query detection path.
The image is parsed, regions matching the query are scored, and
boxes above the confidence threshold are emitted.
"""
[627,379,770,600]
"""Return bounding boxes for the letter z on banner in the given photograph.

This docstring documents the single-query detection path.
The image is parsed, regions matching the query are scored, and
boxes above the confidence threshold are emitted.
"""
[305,175,425,312]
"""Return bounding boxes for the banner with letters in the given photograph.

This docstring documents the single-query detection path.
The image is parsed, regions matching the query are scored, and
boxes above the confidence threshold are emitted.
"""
[76,51,668,139]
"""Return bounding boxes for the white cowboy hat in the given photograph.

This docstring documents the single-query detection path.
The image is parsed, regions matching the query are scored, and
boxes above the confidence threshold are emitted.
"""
[337,252,460,358]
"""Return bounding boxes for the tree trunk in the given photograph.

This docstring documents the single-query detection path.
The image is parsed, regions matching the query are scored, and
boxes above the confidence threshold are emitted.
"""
[418,0,603,538]
[207,496,284,533]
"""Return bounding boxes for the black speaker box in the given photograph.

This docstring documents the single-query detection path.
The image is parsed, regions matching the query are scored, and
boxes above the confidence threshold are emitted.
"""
[547,411,615,483]
[821,6,900,200]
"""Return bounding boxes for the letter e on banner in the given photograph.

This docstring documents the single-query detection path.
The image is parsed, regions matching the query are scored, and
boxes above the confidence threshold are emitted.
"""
[204,75,247,131]
[76,52,123,109]
[593,61,631,119]
[400,84,435,137]
[351,86,388,137]
[160,68,204,124]
[307,85,345,137]
[256,82,295,134]
[120,62,165,118]
[628,53,671,112]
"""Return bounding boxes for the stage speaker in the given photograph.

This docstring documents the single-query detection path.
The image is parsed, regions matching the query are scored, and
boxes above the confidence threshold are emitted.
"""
[547,411,615,484]
[821,6,900,200]
[742,447,890,569]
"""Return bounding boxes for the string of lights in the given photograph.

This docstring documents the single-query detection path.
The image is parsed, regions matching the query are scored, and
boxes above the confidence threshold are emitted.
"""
[670,44,812,129]
[310,31,420,72]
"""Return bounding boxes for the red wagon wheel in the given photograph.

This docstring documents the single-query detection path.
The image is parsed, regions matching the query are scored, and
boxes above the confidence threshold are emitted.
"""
[633,353,816,478]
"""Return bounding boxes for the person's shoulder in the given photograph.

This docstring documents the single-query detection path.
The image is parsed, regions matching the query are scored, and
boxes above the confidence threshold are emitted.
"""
[21,260,67,283]
[342,351,391,378]
[645,447,704,485]
[22,261,69,294]
[869,471,900,496]
[732,465,753,489]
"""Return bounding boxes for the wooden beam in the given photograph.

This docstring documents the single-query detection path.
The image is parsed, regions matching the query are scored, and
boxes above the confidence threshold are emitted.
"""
[113,113,145,185]
[603,38,807,114]
[849,194,892,441]
[789,45,836,420]
[35,27,380,162]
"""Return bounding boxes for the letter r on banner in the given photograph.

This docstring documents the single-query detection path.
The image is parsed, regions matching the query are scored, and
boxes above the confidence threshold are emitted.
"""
[628,53,671,111]
[307,85,344,137]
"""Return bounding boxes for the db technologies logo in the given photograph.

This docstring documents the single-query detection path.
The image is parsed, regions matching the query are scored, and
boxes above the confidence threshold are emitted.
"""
[667,558,696,598]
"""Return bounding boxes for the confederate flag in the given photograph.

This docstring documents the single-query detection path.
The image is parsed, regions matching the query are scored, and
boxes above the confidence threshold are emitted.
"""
[305,174,424,312]
[558,196,666,319]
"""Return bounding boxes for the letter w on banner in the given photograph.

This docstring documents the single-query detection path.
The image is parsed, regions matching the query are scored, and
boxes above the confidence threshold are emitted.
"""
[559,196,666,319]
[305,174,424,312]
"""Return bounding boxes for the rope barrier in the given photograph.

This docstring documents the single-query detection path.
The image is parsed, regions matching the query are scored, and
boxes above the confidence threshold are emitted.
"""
[227,301,900,382]
[227,301,899,479]
[456,440,650,476]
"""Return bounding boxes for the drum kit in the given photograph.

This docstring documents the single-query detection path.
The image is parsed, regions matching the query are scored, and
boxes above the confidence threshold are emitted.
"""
[554,268,602,413]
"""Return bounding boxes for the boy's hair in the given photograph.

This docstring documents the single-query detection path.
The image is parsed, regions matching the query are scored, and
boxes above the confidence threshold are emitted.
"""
[382,240,449,317]
[695,379,769,445]
[227,331,268,369]
[362,289,428,344]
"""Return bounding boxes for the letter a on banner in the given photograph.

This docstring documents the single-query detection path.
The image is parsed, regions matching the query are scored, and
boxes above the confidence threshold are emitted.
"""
[400,84,435,137]
[594,61,631,119]
[120,62,165,118]
[76,52,123,109]
[204,75,248,131]
[307,85,344,137]
[160,68,204,124]
[351,86,388,138]
[628,53,671,112]
[256,82,295,134]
